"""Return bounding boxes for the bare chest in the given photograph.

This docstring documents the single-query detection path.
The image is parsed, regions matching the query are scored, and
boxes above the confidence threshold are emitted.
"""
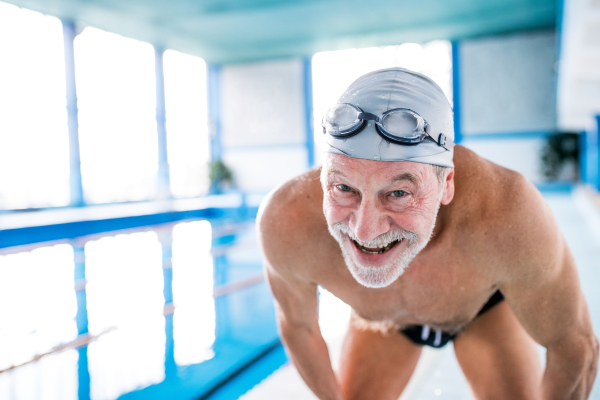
[319,245,500,333]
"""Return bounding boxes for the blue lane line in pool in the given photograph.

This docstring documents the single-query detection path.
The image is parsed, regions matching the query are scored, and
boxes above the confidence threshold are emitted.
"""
[77,347,91,400]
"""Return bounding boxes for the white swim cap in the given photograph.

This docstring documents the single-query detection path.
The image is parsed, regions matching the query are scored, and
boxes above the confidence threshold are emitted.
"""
[323,67,455,168]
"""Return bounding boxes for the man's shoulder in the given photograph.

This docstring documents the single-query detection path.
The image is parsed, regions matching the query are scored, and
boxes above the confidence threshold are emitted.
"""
[258,167,324,233]
[454,145,547,222]
[257,167,331,272]
[453,146,562,272]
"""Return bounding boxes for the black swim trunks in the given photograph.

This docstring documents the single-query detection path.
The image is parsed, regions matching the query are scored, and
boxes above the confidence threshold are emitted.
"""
[400,290,505,348]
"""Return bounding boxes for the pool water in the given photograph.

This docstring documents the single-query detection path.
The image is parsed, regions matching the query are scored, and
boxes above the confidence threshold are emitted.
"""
[0,217,280,400]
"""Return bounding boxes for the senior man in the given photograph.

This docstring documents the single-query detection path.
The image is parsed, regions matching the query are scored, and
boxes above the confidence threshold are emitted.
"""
[257,68,598,399]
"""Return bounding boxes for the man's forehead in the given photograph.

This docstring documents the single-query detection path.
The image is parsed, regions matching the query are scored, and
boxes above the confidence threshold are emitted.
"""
[325,153,428,183]
[326,153,425,171]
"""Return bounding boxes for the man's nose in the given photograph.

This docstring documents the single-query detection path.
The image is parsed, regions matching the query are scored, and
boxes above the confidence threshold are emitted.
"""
[351,198,391,243]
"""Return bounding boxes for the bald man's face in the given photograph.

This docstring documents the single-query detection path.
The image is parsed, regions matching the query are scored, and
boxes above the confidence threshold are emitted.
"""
[321,153,452,288]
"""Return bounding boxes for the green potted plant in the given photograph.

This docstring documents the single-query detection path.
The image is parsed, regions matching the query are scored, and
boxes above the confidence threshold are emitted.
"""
[208,160,234,194]
[540,132,579,181]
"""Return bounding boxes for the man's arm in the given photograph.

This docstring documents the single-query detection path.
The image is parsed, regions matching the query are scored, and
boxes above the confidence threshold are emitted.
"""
[256,179,345,400]
[264,261,344,400]
[500,185,598,399]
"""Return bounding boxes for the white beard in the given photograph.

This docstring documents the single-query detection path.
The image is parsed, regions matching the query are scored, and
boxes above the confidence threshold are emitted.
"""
[328,205,441,288]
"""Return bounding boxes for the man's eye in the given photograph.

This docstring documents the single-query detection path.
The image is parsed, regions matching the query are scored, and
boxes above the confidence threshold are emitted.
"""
[336,184,352,192]
[390,190,407,198]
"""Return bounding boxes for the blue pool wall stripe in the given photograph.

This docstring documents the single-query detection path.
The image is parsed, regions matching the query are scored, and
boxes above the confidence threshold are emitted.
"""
[581,118,600,191]
[451,40,462,144]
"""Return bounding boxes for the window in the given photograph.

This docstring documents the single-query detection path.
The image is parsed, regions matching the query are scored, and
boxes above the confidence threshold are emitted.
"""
[163,50,210,198]
[0,3,70,210]
[172,221,215,365]
[74,27,158,204]
[0,244,78,400]
[85,232,165,399]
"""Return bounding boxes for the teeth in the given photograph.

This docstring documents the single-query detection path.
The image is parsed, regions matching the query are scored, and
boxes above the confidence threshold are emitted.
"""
[357,239,393,248]
[353,239,400,254]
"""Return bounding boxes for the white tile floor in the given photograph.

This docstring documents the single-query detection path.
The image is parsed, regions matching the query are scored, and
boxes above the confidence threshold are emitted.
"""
[242,188,600,399]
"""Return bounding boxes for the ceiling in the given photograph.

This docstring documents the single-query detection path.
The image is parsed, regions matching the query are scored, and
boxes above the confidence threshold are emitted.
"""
[4,0,557,64]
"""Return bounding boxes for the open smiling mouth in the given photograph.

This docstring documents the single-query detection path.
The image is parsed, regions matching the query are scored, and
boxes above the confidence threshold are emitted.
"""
[352,238,401,255]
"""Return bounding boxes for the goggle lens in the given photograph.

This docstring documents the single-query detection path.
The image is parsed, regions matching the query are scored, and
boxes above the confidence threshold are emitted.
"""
[322,103,361,135]
[322,103,443,147]
[380,109,426,140]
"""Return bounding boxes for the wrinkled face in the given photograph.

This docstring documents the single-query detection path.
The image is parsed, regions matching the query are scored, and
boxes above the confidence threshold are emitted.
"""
[321,153,453,288]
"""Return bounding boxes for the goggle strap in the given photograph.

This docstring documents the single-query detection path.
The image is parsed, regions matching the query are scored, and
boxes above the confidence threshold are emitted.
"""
[436,133,455,150]
[357,112,380,123]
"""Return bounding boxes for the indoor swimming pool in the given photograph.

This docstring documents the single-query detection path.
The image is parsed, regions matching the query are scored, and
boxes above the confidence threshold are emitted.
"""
[1,188,599,400]
[0,0,597,397]
[0,215,282,400]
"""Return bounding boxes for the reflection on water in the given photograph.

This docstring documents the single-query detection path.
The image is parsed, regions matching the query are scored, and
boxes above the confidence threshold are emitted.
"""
[172,220,215,366]
[0,218,277,400]
[0,244,78,399]
[85,232,165,400]
[0,350,78,400]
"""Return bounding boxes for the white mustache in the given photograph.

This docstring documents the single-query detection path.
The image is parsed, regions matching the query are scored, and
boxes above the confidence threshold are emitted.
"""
[332,222,417,248]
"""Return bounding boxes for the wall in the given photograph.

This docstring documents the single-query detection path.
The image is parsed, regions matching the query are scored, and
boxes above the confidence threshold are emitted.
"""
[557,0,600,131]
[458,30,557,182]
[219,59,311,193]
[215,31,559,191]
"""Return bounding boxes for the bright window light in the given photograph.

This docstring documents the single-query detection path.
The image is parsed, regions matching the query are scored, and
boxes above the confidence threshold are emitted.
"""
[172,220,215,366]
[85,232,165,400]
[0,243,79,399]
[163,50,210,198]
[0,3,70,210]
[318,287,351,342]
[0,350,78,400]
[75,27,158,204]
[0,245,77,370]
[312,41,452,165]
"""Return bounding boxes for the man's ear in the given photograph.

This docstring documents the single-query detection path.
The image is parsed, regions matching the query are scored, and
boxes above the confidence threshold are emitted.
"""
[440,169,455,205]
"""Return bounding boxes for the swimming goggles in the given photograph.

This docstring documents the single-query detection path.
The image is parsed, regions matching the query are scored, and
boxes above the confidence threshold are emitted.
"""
[321,103,453,150]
